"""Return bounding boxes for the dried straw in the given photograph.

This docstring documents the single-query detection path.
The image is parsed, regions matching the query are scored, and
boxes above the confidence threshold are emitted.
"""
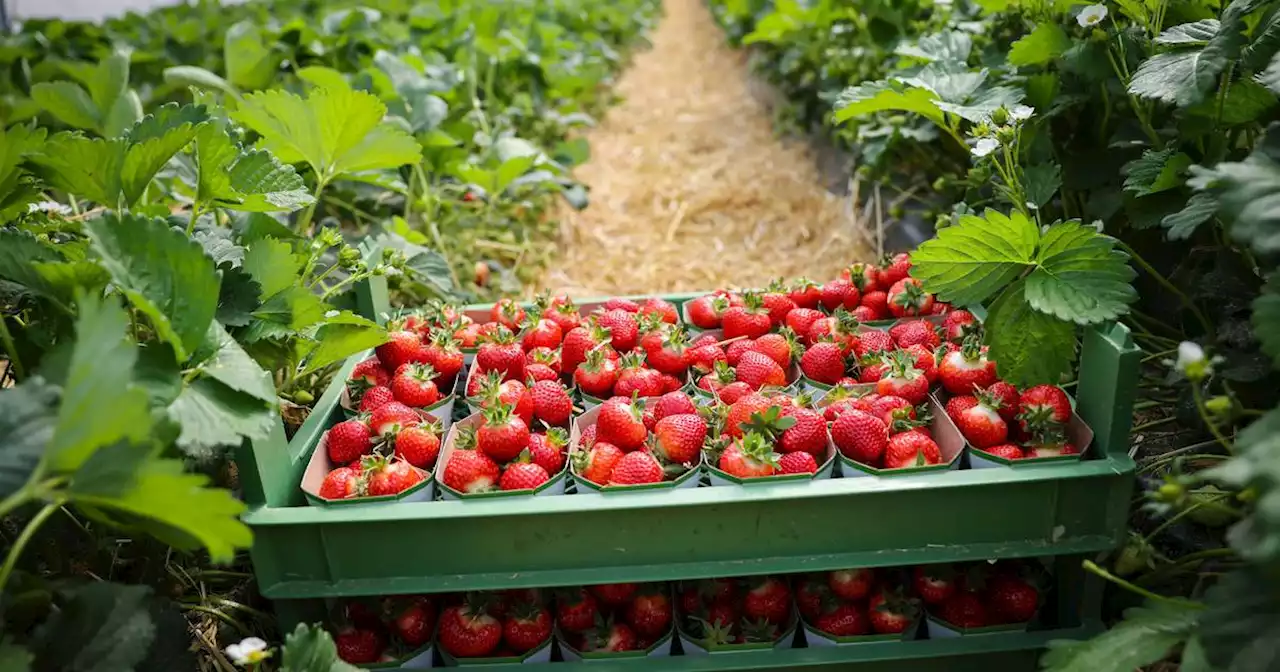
[539,0,872,296]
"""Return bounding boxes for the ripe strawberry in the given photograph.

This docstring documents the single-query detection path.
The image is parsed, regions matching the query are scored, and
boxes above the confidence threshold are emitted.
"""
[878,252,912,286]
[760,291,797,326]
[500,461,551,491]
[1018,384,1072,432]
[779,407,827,456]
[887,278,934,318]
[376,330,423,372]
[392,600,436,647]
[801,341,845,385]
[609,450,664,484]
[890,320,940,350]
[596,398,648,451]
[870,395,915,429]
[577,442,625,484]
[987,381,1021,424]
[530,380,573,427]
[751,331,796,368]
[483,378,534,427]
[724,393,774,438]
[336,627,384,664]
[640,297,679,324]
[722,294,772,340]
[369,401,421,437]
[844,262,882,293]
[443,443,501,493]
[955,391,1008,448]
[744,577,791,625]
[875,352,929,405]
[604,297,641,313]
[938,592,988,628]
[985,575,1039,624]
[736,350,787,389]
[868,591,917,634]
[914,565,957,605]
[503,603,553,653]
[455,322,484,349]
[645,329,691,375]
[884,431,941,469]
[591,583,638,606]
[820,279,856,312]
[588,622,637,652]
[439,603,502,657]
[860,291,889,319]
[718,382,752,404]
[725,338,754,366]
[779,451,818,474]
[561,324,607,375]
[556,589,599,633]
[652,413,707,464]
[574,348,621,398]
[524,363,556,382]
[320,466,363,499]
[984,443,1026,460]
[478,402,531,463]
[543,297,582,333]
[829,568,875,601]
[599,309,640,352]
[627,589,673,638]
[688,343,727,374]
[476,331,525,381]
[718,433,781,478]
[788,278,823,309]
[660,373,683,393]
[350,357,390,389]
[392,362,441,408]
[327,419,373,465]
[853,330,893,358]
[1024,433,1081,458]
[815,603,869,636]
[427,331,465,383]
[520,318,563,351]
[489,298,526,331]
[944,395,978,424]
[786,308,825,341]
[686,294,729,329]
[652,391,697,420]
[938,343,998,395]
[527,429,568,473]
[393,423,441,469]
[359,385,396,412]
[942,309,979,342]
[365,456,424,496]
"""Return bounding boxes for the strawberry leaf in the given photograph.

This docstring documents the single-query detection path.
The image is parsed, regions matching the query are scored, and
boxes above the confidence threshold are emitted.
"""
[1040,602,1199,672]
[909,208,1039,307]
[984,280,1077,387]
[1252,273,1280,367]
[0,379,58,498]
[281,623,364,672]
[299,312,387,378]
[166,377,276,459]
[28,583,156,672]
[1007,24,1070,67]
[1188,123,1280,253]
[224,20,281,92]
[833,81,946,127]
[1024,221,1138,325]
[191,122,313,213]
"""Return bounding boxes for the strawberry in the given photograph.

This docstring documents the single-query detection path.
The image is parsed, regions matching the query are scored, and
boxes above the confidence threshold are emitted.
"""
[574,348,621,398]
[844,262,882,293]
[938,342,998,395]
[503,602,553,653]
[938,592,987,628]
[490,379,534,427]
[376,330,424,372]
[652,413,707,464]
[875,351,929,405]
[577,442,625,484]
[556,589,599,633]
[718,382,752,404]
[718,433,781,478]
[887,278,934,318]
[779,451,818,474]
[722,294,772,340]
[1017,384,1072,432]
[520,318,563,351]
[599,309,640,352]
[426,330,465,384]
[490,298,527,331]
[877,252,912,286]
[955,390,1008,448]
[785,308,825,341]
[392,599,436,647]
[914,565,957,605]
[751,330,797,368]
[984,575,1039,624]
[986,381,1021,424]
[596,398,648,451]
[527,429,568,473]
[369,401,421,437]
[660,373,683,393]
[1024,432,1080,458]
[561,323,608,375]
[391,362,441,408]
[439,602,502,657]
[820,279,856,312]
[725,338,754,366]
[870,395,915,429]
[735,350,787,389]
[883,430,941,468]
[530,380,573,427]
[393,423,442,469]
[525,346,561,374]
[591,583,639,606]
[543,298,582,333]
[815,603,869,636]
[688,343,727,374]
[984,443,1025,460]
[760,290,797,326]
[686,294,729,329]
[350,357,391,389]
[652,391,697,420]
[795,578,827,621]
[478,403,531,463]
[779,407,827,456]
[326,419,373,465]
[860,291,889,319]
[525,363,557,382]
[890,320,940,350]
[627,588,673,638]
[443,440,501,493]
[942,309,979,342]
[853,330,894,358]
[744,577,791,625]
[320,466,363,499]
[828,568,875,601]
[500,461,551,491]
[944,395,978,424]
[604,297,641,313]
[336,627,384,664]
[788,278,823,309]
[365,455,423,496]
[800,341,845,385]
[868,590,917,634]
[640,297,679,324]
[359,385,396,413]
[476,329,526,381]
[609,450,664,484]
[903,343,939,384]
[454,322,484,349]
[724,393,774,438]
[586,622,637,652]
[644,330,690,376]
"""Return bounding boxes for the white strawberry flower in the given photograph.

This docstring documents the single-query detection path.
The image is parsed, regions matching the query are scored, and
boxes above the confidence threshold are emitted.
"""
[1010,105,1035,121]
[1078,4,1108,27]
[1169,341,1217,382]
[27,200,71,215]
[225,637,271,667]
[971,137,1000,158]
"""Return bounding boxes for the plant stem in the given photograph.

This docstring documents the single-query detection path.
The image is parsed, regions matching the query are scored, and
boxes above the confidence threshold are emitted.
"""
[1132,415,1177,432]
[1118,241,1214,339]
[1191,384,1234,454]
[296,178,329,236]
[1082,559,1205,608]
[186,205,200,236]
[0,500,62,595]
[308,262,341,289]
[0,316,24,382]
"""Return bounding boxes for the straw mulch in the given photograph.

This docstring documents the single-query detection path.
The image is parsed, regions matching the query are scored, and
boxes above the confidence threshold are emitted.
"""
[539,0,871,297]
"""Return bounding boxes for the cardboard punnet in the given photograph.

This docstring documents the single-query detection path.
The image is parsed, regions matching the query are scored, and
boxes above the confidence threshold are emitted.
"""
[964,395,1094,469]
[688,330,802,404]
[555,625,675,662]
[676,612,799,655]
[436,412,568,499]
[704,433,837,485]
[341,386,456,434]
[438,635,553,666]
[799,613,921,648]
[363,642,435,669]
[301,432,436,507]
[833,393,967,478]
[568,399,702,493]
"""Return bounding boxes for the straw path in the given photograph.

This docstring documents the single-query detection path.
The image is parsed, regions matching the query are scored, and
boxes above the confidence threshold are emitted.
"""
[538,0,871,296]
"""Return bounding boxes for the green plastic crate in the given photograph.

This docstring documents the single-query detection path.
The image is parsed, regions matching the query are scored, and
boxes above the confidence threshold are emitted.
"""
[239,291,1138,670]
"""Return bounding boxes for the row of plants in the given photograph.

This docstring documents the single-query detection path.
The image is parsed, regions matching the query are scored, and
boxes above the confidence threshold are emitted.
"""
[708,0,1278,668]
[0,0,660,668]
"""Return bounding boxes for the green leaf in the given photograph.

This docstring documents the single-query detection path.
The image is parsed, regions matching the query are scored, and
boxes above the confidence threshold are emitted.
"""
[0,378,58,498]
[30,133,125,205]
[231,87,421,183]
[895,31,973,63]
[85,213,220,362]
[1025,162,1062,208]
[70,458,250,562]
[162,66,241,98]
[1188,79,1276,124]
[1163,192,1218,240]
[933,85,1025,123]
[1008,24,1071,67]
[1244,9,1280,71]
[0,123,45,192]
[224,21,281,91]
[0,229,81,302]
[30,81,99,131]
[241,237,302,298]
[1129,49,1227,107]
[0,638,31,671]
[834,82,946,127]
[281,623,363,672]
[1258,52,1280,95]
[300,312,387,377]
[1123,148,1193,195]
[909,208,1039,306]
[1188,123,1280,253]
[166,377,275,459]
[193,322,276,402]
[68,441,153,498]
[101,90,142,138]
[370,230,456,298]
[86,50,130,115]
[1252,273,1280,366]
[30,583,155,672]
[1198,569,1280,670]
[1155,20,1219,46]
[120,103,209,205]
[1024,222,1138,324]
[192,123,313,213]
[295,66,350,91]
[984,280,1078,386]
[1040,602,1200,672]
[48,291,151,472]
[898,61,988,102]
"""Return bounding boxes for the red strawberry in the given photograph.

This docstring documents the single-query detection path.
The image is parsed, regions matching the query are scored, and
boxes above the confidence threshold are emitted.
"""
[640,297,679,324]
[336,627,384,664]
[530,380,573,427]
[875,352,929,405]
[392,599,436,647]
[369,401,421,436]
[722,294,772,340]
[984,575,1039,624]
[788,278,823,309]
[439,603,502,657]
[660,373,683,393]
[724,393,774,438]
[718,433,780,478]
[938,343,998,395]
[984,443,1025,460]
[878,252,912,286]
[887,278,934,318]
[751,331,796,368]
[604,297,641,313]
[500,461,551,491]
[870,395,915,429]
[1017,384,1072,432]
[596,398,648,451]
[525,363,557,382]
[320,466,362,499]
[795,578,827,621]
[393,423,441,469]
[609,450,664,484]
[815,603,869,636]
[853,330,894,358]
[860,291,889,319]
[520,318,563,351]
[779,407,827,456]
[903,344,939,383]
[686,294,729,329]
[725,339,754,366]
[760,291,797,326]
[478,403,531,463]
[718,381,753,404]
[786,308,825,341]
[820,279,856,312]
[327,419,373,464]
[868,591,917,634]
[645,330,691,375]
[890,320,940,350]
[938,592,988,628]
[477,334,526,383]
[490,298,527,331]
[543,298,582,333]
[455,322,484,349]
[942,309,979,342]
[800,341,845,385]
[561,324,608,375]
[955,391,1008,448]
[844,262,882,293]
[652,391,697,420]
[376,330,423,372]
[986,381,1021,424]
[590,622,637,652]
[652,413,707,464]
[591,583,638,606]
[688,343,726,374]
[944,395,978,424]
[599,309,640,352]
[392,362,441,408]
[778,451,818,474]
[574,348,621,398]
[828,568,875,601]
[556,589,599,633]
[736,351,787,390]
[1024,434,1081,458]
[883,431,941,468]
[914,565,957,605]
[577,442,625,484]
[443,444,501,493]
[503,603,552,652]
[359,385,396,412]
[527,428,568,473]
[350,357,391,388]
[744,577,791,625]
[365,456,423,496]
[627,589,673,638]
